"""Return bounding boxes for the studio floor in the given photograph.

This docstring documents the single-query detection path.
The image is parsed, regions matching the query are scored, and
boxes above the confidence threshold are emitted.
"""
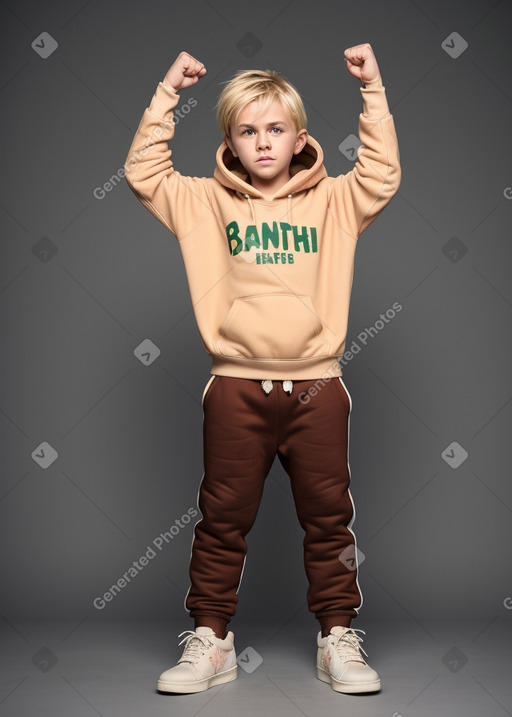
[1,617,511,717]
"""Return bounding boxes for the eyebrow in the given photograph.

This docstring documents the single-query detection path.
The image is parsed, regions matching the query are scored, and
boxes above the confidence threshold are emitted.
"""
[237,120,288,128]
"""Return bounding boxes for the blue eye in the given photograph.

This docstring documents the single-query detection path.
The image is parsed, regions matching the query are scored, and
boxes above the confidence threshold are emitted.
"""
[241,127,282,136]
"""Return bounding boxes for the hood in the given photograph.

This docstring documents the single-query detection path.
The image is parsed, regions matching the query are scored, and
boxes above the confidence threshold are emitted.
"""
[213,135,328,200]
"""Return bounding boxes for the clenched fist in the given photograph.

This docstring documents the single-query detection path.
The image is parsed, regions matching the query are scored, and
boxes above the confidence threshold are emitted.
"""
[163,51,207,92]
[344,43,382,85]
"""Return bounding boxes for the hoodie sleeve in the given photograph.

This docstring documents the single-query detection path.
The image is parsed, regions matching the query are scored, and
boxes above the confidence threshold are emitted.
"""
[328,83,401,240]
[123,81,212,239]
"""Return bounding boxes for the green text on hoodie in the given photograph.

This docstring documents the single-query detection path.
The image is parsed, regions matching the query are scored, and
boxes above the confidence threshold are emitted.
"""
[124,79,401,380]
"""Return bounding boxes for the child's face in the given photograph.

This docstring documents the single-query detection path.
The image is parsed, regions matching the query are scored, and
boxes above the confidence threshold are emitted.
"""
[226,98,307,193]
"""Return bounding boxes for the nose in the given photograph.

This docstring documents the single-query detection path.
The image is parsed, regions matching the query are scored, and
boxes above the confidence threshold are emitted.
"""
[257,132,270,150]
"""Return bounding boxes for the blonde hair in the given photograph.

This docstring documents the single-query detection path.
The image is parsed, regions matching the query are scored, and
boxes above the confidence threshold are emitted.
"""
[216,69,307,138]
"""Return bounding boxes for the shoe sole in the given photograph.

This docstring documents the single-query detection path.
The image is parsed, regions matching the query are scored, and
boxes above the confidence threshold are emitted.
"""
[157,665,238,694]
[316,665,381,694]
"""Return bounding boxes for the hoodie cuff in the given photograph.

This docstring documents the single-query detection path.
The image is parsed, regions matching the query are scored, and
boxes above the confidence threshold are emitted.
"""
[146,81,180,118]
[360,84,391,119]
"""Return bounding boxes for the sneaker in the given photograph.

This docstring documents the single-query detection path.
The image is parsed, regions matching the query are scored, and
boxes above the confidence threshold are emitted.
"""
[316,626,381,693]
[157,626,238,693]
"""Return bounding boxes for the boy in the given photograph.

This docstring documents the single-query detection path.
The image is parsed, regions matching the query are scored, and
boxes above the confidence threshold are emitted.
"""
[124,44,401,695]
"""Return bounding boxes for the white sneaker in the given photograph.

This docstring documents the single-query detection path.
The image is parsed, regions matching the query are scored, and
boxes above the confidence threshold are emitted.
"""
[316,626,381,693]
[157,626,238,693]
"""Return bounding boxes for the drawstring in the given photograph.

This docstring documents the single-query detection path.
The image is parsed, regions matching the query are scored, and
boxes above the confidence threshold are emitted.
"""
[244,193,257,224]
[261,380,293,395]
[242,192,294,224]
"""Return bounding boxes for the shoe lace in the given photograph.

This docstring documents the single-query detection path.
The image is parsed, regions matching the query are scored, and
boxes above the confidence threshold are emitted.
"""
[333,628,369,663]
[176,630,212,664]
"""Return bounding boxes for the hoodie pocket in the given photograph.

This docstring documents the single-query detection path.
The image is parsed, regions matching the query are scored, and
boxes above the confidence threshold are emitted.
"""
[214,293,331,360]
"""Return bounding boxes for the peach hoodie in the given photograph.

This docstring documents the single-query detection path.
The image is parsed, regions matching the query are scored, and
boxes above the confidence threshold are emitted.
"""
[123,79,401,380]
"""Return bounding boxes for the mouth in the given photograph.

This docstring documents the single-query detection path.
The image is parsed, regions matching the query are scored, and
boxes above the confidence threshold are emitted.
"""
[257,157,275,163]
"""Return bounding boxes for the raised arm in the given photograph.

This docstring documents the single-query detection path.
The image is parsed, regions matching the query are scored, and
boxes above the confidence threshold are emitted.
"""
[329,43,401,239]
[123,52,212,238]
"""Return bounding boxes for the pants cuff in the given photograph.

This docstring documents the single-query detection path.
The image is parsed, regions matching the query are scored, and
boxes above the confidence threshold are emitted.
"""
[318,614,353,636]
[192,615,230,640]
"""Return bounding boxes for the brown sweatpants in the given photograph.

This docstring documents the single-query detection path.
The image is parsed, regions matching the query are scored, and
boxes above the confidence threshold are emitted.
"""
[184,374,363,638]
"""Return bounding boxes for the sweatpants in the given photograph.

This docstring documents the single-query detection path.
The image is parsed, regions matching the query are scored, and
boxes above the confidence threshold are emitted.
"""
[184,374,363,638]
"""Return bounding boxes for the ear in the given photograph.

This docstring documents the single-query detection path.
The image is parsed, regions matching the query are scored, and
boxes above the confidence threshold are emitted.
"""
[225,135,238,157]
[293,129,308,155]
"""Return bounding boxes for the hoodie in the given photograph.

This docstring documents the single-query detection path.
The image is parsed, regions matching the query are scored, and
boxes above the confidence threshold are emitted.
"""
[123,79,401,380]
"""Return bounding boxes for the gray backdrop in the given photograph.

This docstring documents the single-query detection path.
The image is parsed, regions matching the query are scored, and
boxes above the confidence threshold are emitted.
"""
[1,0,511,713]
